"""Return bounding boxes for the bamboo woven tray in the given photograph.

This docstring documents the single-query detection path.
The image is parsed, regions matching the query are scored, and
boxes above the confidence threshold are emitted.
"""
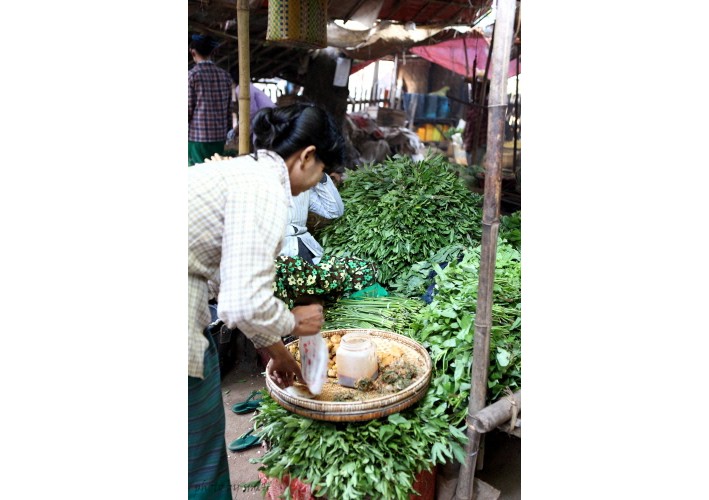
[265,329,432,422]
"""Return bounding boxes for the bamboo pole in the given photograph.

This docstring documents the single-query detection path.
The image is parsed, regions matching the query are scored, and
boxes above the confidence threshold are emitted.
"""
[389,53,399,108]
[237,0,251,155]
[455,0,517,498]
[470,390,521,433]
[513,53,521,191]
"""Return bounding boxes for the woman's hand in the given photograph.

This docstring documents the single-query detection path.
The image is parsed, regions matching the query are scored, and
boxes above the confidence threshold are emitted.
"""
[291,303,324,337]
[265,341,303,388]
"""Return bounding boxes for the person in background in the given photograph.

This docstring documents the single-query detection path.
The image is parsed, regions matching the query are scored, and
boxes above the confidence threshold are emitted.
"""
[270,124,378,311]
[188,34,233,166]
[281,171,343,265]
[188,103,346,500]
[235,83,276,123]
[227,83,277,150]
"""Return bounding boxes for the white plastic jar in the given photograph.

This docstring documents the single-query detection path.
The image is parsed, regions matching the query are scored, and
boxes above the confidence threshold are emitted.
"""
[336,333,379,388]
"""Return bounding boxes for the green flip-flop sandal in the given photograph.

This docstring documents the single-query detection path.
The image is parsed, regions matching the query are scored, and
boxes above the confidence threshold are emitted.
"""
[228,429,261,452]
[231,390,263,414]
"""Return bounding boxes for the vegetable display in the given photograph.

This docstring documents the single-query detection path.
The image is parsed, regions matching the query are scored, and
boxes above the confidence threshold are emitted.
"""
[322,296,423,334]
[408,243,521,416]
[251,154,521,499]
[253,386,466,500]
[318,154,484,286]
[499,210,521,250]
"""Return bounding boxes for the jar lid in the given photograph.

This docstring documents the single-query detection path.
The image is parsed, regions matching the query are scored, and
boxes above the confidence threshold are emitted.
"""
[339,333,374,351]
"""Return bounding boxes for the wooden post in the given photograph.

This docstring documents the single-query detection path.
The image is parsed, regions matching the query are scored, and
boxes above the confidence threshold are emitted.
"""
[390,53,399,108]
[513,53,521,191]
[455,0,517,498]
[371,59,379,107]
[236,0,251,155]
[470,390,521,433]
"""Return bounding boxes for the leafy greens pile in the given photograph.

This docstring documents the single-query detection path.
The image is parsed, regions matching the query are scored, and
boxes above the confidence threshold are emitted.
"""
[499,210,521,250]
[322,296,423,334]
[409,243,522,414]
[318,155,484,286]
[252,154,521,499]
[253,390,466,500]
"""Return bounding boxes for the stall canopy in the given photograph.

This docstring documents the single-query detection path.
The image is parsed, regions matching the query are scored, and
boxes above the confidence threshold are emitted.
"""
[410,32,520,79]
[188,0,494,84]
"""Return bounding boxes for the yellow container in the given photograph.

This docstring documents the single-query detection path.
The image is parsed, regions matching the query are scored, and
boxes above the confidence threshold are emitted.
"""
[424,123,434,141]
[417,126,427,141]
[431,126,442,142]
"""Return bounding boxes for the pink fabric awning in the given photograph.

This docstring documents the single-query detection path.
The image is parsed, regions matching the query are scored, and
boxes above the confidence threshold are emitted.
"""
[410,33,520,78]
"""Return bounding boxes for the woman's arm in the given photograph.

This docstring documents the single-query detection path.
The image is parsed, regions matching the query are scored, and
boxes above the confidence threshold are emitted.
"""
[308,173,344,218]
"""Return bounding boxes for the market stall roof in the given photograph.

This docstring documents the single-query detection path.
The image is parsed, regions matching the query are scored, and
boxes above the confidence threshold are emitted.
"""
[410,31,521,79]
[188,0,494,84]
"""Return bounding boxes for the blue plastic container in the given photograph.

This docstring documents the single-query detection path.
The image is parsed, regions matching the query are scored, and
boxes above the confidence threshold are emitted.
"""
[424,94,438,119]
[436,97,450,119]
[403,93,426,120]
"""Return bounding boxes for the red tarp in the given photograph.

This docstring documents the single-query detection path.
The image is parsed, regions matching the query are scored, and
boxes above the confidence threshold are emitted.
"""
[410,33,520,78]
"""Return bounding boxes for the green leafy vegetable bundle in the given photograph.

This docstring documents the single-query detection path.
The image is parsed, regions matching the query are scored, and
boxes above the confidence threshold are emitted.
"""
[410,243,522,418]
[253,295,465,499]
[253,243,521,499]
[389,244,468,299]
[499,210,521,250]
[318,155,484,286]
[322,296,423,335]
[253,391,466,500]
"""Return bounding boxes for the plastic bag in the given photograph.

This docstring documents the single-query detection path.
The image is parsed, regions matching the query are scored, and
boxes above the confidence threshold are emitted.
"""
[299,333,328,395]
[348,283,389,300]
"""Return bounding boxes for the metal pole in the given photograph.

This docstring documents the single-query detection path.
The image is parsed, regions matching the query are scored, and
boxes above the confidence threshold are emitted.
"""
[455,0,517,497]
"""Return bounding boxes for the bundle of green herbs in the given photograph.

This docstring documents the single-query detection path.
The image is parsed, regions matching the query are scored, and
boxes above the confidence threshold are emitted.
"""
[253,225,520,498]
[389,244,468,299]
[318,154,484,286]
[499,210,521,250]
[408,243,522,418]
[252,295,465,499]
[253,389,466,500]
[322,296,423,335]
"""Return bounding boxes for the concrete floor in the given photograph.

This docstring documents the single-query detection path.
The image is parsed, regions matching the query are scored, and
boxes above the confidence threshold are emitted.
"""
[220,358,520,499]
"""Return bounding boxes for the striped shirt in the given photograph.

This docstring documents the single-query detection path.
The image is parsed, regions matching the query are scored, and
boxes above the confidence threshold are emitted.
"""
[280,173,344,264]
[188,61,233,142]
[188,150,296,378]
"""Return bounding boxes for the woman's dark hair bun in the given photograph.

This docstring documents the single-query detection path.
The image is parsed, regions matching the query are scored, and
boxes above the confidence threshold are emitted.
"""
[252,107,292,151]
[251,103,345,172]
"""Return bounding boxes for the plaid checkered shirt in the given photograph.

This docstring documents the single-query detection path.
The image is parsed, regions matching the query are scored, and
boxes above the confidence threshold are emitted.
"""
[188,61,233,142]
[188,150,295,378]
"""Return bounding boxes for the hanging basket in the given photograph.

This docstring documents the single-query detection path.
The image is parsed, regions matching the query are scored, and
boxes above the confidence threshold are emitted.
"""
[266,0,328,49]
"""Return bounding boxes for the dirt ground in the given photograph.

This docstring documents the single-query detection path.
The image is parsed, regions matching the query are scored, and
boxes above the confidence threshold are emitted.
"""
[221,362,269,499]
[220,358,520,499]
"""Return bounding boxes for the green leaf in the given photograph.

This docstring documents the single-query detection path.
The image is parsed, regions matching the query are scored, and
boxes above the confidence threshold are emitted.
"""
[496,348,510,367]
[387,413,408,426]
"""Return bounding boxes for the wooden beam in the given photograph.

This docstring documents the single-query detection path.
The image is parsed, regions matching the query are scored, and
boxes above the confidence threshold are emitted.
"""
[342,0,369,22]
[470,391,521,433]
[410,2,430,20]
[262,58,293,77]
[188,21,239,41]
[455,0,517,497]
[387,0,404,19]
[392,0,477,20]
